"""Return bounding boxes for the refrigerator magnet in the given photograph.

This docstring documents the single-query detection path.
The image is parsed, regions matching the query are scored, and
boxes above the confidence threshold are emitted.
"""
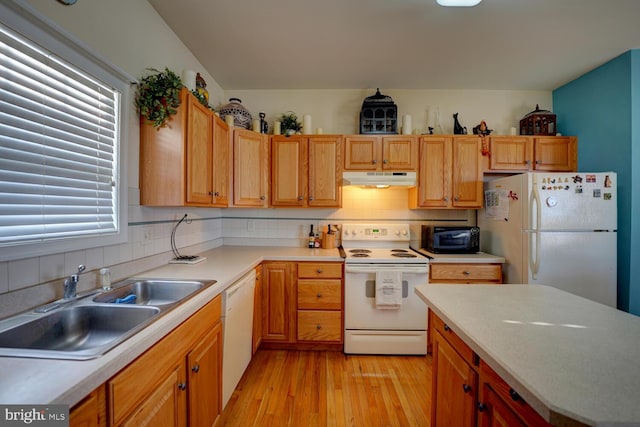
[575,186,583,194]
[593,189,602,198]
[572,175,583,183]
[604,193,612,200]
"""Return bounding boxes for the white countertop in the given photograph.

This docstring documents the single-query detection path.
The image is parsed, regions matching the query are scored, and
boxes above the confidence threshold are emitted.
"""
[0,245,342,407]
[415,284,640,427]
[414,248,505,263]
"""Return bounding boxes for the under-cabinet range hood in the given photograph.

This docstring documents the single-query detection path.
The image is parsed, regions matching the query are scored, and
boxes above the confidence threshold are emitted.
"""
[342,171,417,188]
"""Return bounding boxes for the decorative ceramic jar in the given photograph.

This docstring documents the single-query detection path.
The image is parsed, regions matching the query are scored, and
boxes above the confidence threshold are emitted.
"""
[219,98,252,129]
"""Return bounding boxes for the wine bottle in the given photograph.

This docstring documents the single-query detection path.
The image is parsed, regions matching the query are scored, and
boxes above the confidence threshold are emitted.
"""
[308,225,315,248]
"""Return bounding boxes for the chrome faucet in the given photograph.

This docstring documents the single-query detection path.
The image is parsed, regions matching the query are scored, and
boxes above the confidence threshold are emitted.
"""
[63,264,86,300]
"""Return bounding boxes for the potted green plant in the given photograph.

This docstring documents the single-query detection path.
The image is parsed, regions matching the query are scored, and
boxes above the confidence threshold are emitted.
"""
[279,111,302,136]
[135,67,183,128]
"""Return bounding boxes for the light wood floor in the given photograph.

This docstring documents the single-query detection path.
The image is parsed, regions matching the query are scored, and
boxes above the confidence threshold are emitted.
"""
[217,349,432,427]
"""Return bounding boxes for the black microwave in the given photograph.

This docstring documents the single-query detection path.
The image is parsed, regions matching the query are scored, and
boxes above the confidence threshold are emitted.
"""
[422,226,480,254]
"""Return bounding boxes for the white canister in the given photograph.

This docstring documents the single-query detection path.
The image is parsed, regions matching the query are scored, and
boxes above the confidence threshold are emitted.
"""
[252,119,261,132]
[402,114,412,135]
[182,69,196,91]
[303,115,312,135]
[273,121,281,135]
[510,126,517,135]
[316,127,323,135]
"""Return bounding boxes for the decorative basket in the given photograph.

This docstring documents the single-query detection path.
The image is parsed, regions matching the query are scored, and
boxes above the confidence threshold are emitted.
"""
[519,104,556,136]
[219,98,253,129]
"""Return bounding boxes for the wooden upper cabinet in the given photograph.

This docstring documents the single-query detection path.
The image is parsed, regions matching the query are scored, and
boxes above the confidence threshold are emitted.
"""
[308,136,342,207]
[185,94,213,205]
[488,135,577,172]
[211,115,230,207]
[270,135,342,208]
[140,88,230,207]
[271,135,307,207]
[452,136,483,208]
[344,135,417,171]
[232,128,269,207]
[410,136,482,209]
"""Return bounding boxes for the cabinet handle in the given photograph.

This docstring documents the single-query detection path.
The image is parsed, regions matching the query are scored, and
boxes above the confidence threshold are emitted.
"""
[208,191,213,196]
[443,197,448,202]
[443,324,451,332]
[383,159,388,164]
[454,196,460,202]
[372,159,378,164]
[214,191,220,197]
[260,195,265,200]
[192,364,200,373]
[463,271,471,276]
[462,384,472,393]
[308,196,314,201]
[477,403,487,412]
[525,160,530,165]
[298,196,304,201]
[178,382,187,391]
[316,293,322,298]
[316,324,322,330]
[535,160,541,165]
[509,388,522,402]
[316,269,323,274]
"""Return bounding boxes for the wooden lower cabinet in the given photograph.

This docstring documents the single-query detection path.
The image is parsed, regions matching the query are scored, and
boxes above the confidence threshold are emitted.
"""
[430,263,503,284]
[261,262,295,343]
[70,386,106,427]
[431,312,550,427]
[107,296,222,427]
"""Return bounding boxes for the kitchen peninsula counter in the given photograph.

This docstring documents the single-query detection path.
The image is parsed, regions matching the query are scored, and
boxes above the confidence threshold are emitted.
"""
[415,248,505,264]
[0,245,342,407]
[415,284,640,426]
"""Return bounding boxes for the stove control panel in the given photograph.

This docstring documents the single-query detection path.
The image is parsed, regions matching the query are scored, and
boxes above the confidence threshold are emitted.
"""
[342,223,410,241]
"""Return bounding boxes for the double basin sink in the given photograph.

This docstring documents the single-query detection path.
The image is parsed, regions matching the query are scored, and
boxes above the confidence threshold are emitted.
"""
[0,278,216,360]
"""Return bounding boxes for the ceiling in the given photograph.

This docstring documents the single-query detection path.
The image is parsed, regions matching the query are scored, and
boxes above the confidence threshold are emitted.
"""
[148,0,640,91]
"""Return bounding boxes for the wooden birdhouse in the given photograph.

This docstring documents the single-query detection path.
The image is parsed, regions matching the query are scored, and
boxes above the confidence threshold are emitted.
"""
[519,104,557,136]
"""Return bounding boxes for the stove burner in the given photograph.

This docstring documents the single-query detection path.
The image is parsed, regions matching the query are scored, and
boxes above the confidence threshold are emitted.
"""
[392,253,417,258]
[351,253,370,258]
[349,249,371,254]
[390,249,409,253]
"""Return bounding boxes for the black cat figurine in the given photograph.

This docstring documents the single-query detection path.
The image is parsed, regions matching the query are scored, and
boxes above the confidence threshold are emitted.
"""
[453,113,467,135]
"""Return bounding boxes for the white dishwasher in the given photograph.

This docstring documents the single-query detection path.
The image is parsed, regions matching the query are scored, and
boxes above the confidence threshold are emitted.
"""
[222,269,256,408]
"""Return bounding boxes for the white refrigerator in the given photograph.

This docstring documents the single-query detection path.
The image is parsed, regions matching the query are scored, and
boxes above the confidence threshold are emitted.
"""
[478,172,617,307]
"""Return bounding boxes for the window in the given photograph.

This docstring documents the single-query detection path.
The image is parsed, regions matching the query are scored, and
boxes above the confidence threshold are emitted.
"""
[0,2,130,262]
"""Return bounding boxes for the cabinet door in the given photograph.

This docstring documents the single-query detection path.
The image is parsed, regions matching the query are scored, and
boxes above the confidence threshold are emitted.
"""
[252,266,263,354]
[211,115,230,207]
[271,135,307,207]
[479,385,527,427]
[233,129,268,207]
[262,262,294,342]
[382,136,417,170]
[308,136,342,207]
[188,323,222,427]
[121,364,187,427]
[452,136,483,208]
[70,388,103,427]
[185,94,213,205]
[414,136,452,208]
[344,135,381,170]
[533,136,577,171]
[489,136,532,171]
[432,331,478,427]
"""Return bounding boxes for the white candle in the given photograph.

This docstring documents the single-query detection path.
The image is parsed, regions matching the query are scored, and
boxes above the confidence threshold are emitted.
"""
[225,115,234,127]
[402,115,412,135]
[316,127,323,135]
[182,69,196,91]
[273,121,281,135]
[303,115,312,135]
[252,119,261,132]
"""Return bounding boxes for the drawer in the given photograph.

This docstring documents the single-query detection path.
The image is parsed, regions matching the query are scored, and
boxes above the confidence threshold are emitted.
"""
[297,262,342,279]
[298,279,342,310]
[431,312,476,366]
[430,263,502,283]
[297,310,342,342]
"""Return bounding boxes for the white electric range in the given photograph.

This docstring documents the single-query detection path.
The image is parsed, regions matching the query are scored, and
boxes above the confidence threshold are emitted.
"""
[341,223,429,355]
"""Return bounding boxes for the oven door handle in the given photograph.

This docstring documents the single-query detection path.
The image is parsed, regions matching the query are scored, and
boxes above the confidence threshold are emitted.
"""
[345,265,429,274]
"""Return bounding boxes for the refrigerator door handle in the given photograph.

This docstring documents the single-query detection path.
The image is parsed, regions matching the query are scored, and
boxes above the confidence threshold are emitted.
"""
[529,176,541,279]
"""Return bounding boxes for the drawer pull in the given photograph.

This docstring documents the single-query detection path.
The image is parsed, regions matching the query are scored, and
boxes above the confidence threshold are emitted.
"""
[477,403,487,412]
[463,271,471,276]
[178,382,187,391]
[316,293,322,298]
[316,269,323,274]
[443,324,451,332]
[316,324,322,330]
[192,364,200,373]
[509,388,522,402]
[462,384,472,393]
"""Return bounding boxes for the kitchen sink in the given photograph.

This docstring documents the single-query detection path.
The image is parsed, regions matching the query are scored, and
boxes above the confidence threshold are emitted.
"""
[0,305,160,360]
[93,279,205,306]
[0,278,216,360]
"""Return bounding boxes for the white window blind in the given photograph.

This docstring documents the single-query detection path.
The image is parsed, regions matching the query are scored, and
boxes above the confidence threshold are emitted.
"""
[0,22,120,245]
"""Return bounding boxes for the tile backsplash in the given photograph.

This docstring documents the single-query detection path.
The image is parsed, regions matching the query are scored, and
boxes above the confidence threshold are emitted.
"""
[0,186,475,318]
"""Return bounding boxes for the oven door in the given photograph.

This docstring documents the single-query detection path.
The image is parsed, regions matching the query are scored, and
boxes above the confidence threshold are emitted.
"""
[344,264,428,330]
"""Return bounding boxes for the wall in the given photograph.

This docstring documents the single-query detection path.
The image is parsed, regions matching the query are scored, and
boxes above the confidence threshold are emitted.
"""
[553,50,640,315]
[0,0,551,319]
